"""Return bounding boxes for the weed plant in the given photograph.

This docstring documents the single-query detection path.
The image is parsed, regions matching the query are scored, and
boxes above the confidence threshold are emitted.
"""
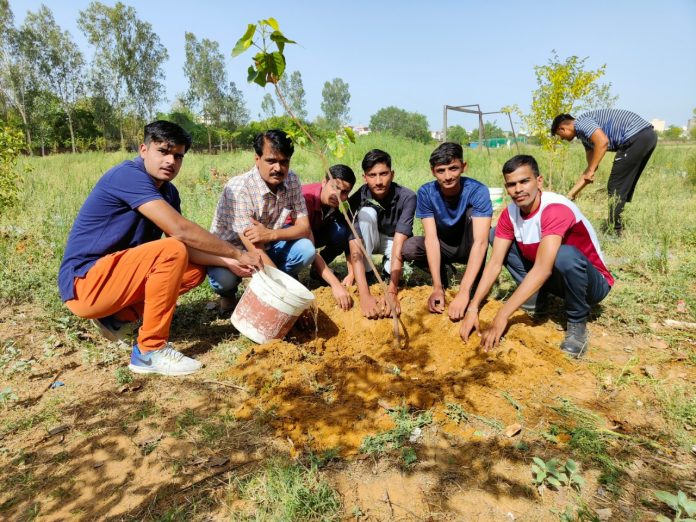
[233,457,342,521]
[360,406,432,456]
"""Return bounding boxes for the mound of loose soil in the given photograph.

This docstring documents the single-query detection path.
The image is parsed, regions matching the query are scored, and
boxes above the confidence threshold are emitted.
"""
[224,286,596,454]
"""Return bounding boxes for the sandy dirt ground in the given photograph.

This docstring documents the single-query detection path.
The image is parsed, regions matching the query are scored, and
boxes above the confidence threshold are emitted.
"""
[1,286,694,520]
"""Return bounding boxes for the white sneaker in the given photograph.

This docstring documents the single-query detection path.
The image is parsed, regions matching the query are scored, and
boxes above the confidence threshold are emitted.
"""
[128,343,202,376]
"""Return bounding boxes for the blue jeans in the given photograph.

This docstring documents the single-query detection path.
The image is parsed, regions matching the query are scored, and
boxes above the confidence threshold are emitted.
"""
[490,227,611,323]
[207,238,316,298]
[314,216,350,266]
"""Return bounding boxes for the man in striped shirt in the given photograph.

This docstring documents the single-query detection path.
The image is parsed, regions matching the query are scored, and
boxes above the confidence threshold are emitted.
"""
[551,109,657,235]
[208,130,315,312]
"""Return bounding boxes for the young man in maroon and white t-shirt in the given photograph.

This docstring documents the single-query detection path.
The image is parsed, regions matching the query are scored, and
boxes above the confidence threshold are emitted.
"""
[460,154,612,357]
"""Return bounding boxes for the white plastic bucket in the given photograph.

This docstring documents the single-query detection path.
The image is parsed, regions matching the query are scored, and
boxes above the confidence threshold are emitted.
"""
[231,265,315,344]
[489,187,504,211]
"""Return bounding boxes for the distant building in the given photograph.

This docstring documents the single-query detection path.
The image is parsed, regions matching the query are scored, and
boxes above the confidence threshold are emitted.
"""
[351,125,370,136]
[687,118,696,132]
[431,130,444,141]
[650,118,666,132]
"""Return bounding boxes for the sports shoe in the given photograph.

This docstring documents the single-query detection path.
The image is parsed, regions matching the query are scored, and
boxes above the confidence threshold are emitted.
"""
[92,315,137,342]
[128,343,202,376]
[560,322,588,358]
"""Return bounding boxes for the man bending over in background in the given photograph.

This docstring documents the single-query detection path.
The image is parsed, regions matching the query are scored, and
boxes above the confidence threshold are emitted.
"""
[552,109,657,235]
[59,121,261,376]
[402,142,492,319]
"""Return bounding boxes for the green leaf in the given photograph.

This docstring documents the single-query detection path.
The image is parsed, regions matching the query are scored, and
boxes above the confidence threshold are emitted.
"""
[564,459,578,474]
[547,476,561,488]
[655,490,679,511]
[532,457,546,468]
[270,30,296,45]
[247,65,261,85]
[263,17,279,31]
[655,516,671,522]
[343,126,356,143]
[232,24,256,57]
[682,494,696,516]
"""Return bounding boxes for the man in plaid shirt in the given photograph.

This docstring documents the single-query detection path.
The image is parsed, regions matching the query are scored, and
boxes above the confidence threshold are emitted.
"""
[208,130,315,312]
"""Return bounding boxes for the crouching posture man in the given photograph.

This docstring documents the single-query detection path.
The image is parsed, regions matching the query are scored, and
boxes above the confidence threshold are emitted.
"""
[301,164,357,310]
[207,130,315,312]
[460,155,613,357]
[402,142,492,319]
[59,121,261,376]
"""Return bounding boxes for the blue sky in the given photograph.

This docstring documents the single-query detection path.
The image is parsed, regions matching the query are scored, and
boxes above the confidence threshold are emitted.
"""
[8,0,696,130]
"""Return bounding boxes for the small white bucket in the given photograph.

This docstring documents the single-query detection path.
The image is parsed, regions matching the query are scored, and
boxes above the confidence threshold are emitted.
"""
[231,265,315,344]
[489,187,504,211]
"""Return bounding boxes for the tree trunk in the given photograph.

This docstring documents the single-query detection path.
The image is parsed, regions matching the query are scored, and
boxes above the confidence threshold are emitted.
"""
[19,111,33,156]
[66,110,76,153]
[207,128,212,154]
[119,124,125,152]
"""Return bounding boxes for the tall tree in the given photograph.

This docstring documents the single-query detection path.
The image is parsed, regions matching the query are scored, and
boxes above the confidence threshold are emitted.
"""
[320,77,350,130]
[21,6,85,153]
[222,81,249,128]
[370,106,430,143]
[78,1,168,150]
[278,70,307,120]
[260,92,276,120]
[525,51,617,149]
[0,0,37,152]
[183,31,227,152]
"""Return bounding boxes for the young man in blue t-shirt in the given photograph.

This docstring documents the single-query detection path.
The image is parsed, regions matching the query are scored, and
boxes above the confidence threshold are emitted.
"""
[402,142,492,320]
[59,121,261,376]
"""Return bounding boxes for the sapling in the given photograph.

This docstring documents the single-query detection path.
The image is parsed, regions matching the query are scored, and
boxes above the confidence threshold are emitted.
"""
[531,457,585,491]
[654,490,696,522]
[232,19,402,345]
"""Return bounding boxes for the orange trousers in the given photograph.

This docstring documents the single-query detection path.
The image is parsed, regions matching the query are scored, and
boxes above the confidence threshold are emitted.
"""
[66,238,206,352]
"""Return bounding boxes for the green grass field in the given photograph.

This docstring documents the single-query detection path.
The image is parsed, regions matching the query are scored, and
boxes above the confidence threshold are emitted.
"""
[3,135,695,331]
[1,135,695,520]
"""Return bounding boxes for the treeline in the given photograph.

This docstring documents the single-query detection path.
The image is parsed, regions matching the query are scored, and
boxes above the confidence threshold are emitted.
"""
[0,1,359,155]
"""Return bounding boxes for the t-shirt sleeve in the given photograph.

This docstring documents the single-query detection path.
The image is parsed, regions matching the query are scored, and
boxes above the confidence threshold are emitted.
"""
[540,203,576,238]
[575,116,600,146]
[395,190,417,237]
[470,182,493,218]
[495,208,514,240]
[415,185,434,219]
[109,164,164,210]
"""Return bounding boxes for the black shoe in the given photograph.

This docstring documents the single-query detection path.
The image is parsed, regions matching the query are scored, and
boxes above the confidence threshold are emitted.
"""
[560,322,588,358]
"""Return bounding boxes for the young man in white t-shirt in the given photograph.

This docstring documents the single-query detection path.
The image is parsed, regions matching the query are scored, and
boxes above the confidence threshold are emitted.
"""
[460,155,613,357]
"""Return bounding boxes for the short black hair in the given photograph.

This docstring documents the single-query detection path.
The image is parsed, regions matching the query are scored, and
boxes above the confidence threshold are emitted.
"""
[326,164,356,186]
[253,129,294,157]
[144,120,192,152]
[429,142,464,168]
[361,149,391,172]
[502,154,540,177]
[550,114,575,136]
